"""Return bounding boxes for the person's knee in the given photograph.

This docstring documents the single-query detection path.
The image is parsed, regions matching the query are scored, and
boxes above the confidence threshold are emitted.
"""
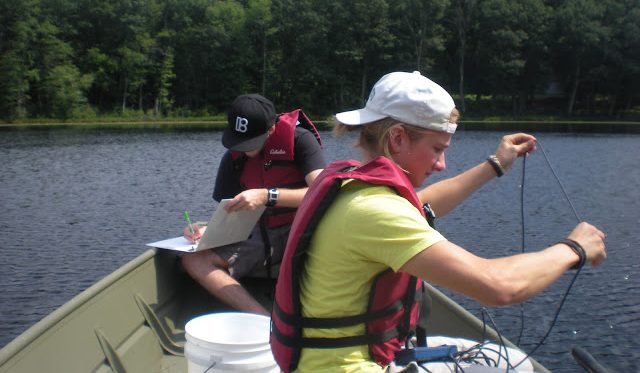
[181,253,200,277]
[181,251,228,279]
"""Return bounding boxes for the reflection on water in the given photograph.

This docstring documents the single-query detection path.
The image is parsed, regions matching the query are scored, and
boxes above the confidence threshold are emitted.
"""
[0,128,638,372]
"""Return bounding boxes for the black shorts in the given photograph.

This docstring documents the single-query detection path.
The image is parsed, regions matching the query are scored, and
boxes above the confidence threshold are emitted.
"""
[212,224,290,279]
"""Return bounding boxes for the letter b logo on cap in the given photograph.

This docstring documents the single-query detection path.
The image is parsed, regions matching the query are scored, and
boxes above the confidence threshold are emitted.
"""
[235,116,249,133]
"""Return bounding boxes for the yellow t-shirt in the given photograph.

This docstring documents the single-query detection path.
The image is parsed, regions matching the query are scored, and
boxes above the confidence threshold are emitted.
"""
[296,180,446,372]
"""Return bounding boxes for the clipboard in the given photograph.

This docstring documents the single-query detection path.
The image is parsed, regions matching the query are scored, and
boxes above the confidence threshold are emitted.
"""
[146,199,266,252]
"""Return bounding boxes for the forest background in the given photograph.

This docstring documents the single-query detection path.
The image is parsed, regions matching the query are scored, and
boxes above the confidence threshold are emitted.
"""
[1,0,638,123]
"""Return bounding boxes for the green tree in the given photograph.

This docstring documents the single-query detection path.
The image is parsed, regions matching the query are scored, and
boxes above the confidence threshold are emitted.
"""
[154,45,176,116]
[0,0,38,120]
[246,0,276,96]
[0,52,30,121]
[449,0,477,113]
[467,0,550,114]
[69,0,160,113]
[325,0,394,108]
[43,64,93,120]
[270,0,334,111]
[168,0,249,112]
[551,0,610,115]
[29,20,80,117]
[599,0,640,117]
[390,0,450,73]
[1,0,637,120]
[117,34,153,113]
[116,0,159,113]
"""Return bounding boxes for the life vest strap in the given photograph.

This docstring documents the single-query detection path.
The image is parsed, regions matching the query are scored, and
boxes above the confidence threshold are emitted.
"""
[274,299,405,328]
[274,283,423,328]
[271,323,401,348]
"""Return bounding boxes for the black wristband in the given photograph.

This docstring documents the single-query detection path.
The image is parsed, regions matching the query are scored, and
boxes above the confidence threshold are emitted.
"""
[558,238,587,270]
[486,155,505,177]
[266,188,279,207]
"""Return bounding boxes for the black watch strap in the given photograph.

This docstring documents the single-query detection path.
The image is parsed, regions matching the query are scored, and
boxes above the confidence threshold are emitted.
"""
[266,188,279,207]
[486,155,505,177]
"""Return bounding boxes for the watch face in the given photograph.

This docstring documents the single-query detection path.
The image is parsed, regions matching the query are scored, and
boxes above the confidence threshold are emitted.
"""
[267,188,278,206]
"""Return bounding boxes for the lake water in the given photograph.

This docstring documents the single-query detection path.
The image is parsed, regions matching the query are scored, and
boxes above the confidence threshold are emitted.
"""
[0,128,638,372]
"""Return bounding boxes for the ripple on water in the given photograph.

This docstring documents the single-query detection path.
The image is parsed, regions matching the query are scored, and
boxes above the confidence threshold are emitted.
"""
[1,130,639,372]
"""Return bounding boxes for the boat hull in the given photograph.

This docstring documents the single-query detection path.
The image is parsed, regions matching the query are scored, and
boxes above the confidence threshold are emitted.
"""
[0,249,549,372]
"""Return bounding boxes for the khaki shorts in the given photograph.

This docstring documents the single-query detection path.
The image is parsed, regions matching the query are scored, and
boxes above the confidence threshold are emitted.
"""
[212,224,290,279]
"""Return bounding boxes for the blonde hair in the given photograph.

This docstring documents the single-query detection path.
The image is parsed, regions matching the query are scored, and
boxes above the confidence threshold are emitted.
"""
[333,108,459,159]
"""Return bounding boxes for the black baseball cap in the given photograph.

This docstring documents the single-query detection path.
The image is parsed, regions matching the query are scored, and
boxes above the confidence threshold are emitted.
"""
[222,94,277,152]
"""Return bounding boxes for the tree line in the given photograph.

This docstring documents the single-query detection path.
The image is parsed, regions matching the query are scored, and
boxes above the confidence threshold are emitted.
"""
[1,0,638,122]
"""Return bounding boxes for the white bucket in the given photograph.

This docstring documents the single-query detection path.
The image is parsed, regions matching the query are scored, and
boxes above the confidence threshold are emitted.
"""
[184,312,280,373]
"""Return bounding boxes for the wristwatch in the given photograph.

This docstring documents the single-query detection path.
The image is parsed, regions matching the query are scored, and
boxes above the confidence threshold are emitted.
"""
[486,155,505,177]
[266,188,279,207]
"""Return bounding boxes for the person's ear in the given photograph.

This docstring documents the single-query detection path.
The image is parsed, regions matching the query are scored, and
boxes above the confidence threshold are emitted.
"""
[388,124,406,154]
[267,125,276,136]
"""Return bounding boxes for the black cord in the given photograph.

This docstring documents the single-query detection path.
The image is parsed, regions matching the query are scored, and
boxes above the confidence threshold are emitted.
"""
[512,140,585,368]
[516,154,527,346]
[417,143,585,370]
[480,307,514,370]
[538,142,582,221]
[447,340,520,371]
[513,267,583,368]
[466,143,584,369]
[204,361,217,373]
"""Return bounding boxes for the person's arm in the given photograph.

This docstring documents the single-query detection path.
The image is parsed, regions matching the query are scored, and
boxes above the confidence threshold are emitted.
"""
[225,128,326,213]
[400,222,606,306]
[417,133,536,217]
[268,168,323,207]
[224,169,322,212]
[212,151,243,202]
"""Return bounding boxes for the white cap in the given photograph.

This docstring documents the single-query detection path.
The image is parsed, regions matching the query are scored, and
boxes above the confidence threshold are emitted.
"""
[335,71,457,134]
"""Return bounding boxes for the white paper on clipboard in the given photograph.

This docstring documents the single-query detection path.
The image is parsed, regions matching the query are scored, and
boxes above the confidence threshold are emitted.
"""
[146,199,265,252]
[197,199,266,250]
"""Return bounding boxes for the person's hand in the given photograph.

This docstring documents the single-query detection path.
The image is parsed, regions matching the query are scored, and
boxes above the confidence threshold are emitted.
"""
[567,222,607,267]
[183,224,206,243]
[225,189,268,213]
[494,133,537,172]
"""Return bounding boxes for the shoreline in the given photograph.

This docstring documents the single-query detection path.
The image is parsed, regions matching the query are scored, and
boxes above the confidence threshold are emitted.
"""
[1,120,639,133]
[460,120,640,133]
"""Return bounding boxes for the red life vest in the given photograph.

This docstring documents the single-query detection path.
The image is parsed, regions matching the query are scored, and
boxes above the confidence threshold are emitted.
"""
[270,157,426,372]
[233,109,322,228]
